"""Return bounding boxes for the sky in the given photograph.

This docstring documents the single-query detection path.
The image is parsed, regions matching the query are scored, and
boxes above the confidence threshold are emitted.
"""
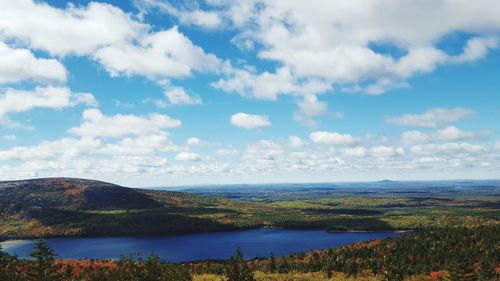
[0,0,499,187]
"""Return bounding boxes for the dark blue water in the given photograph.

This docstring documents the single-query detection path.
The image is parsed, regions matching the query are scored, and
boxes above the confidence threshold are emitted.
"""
[0,228,401,262]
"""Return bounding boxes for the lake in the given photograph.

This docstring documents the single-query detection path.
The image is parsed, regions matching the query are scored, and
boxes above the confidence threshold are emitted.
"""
[1,228,401,262]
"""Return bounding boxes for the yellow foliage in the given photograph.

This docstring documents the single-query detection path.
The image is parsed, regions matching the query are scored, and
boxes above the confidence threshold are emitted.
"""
[193,274,228,281]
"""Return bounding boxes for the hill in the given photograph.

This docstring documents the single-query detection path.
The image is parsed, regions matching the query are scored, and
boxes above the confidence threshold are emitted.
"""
[1,178,499,240]
[0,178,261,239]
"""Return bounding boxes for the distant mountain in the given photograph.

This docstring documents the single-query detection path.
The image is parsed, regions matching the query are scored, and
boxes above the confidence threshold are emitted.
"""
[0,178,255,239]
[0,178,161,211]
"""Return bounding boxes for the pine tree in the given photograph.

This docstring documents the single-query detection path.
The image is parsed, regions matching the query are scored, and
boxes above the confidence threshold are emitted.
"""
[477,258,496,281]
[30,238,56,281]
[0,245,9,280]
[269,252,276,273]
[225,247,255,281]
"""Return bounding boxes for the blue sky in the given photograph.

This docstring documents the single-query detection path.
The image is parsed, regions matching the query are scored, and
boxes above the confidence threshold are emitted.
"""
[0,0,499,186]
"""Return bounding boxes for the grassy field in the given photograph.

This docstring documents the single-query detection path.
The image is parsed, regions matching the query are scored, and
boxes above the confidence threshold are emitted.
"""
[1,178,499,239]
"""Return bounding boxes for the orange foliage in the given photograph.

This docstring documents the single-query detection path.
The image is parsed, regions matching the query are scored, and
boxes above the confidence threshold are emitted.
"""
[55,259,119,278]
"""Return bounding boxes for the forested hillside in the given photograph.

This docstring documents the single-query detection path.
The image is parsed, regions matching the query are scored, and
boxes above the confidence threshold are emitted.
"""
[1,178,499,239]
[1,226,498,280]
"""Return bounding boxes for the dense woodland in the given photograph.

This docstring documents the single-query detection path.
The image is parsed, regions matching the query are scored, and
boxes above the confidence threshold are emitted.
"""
[1,226,499,280]
[1,178,499,239]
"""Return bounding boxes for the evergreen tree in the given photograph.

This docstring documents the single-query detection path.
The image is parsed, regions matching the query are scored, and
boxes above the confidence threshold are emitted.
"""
[269,252,276,273]
[0,245,9,280]
[30,238,56,281]
[477,258,496,281]
[225,247,255,281]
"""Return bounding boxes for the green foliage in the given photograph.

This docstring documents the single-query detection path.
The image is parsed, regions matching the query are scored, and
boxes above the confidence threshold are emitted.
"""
[30,238,56,281]
[1,178,499,239]
[192,226,500,280]
[0,227,499,280]
[225,248,255,281]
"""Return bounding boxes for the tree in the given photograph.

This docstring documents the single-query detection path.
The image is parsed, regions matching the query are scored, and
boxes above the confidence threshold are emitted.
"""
[30,238,57,281]
[225,247,255,281]
[0,245,9,280]
[269,252,276,273]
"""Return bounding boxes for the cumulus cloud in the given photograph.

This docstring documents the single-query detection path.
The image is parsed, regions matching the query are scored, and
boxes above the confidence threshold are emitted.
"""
[164,86,201,105]
[370,146,404,158]
[175,151,201,161]
[401,130,431,145]
[0,1,145,56]
[386,108,475,128]
[93,27,221,79]
[309,131,355,146]
[342,146,368,158]
[134,0,223,29]
[288,136,304,148]
[411,143,487,156]
[434,126,487,142]
[297,95,327,116]
[230,112,271,129]
[69,109,181,138]
[0,1,222,83]
[209,0,500,101]
[186,137,208,146]
[214,66,330,101]
[216,147,239,156]
[401,126,487,145]
[0,86,96,126]
[0,42,66,84]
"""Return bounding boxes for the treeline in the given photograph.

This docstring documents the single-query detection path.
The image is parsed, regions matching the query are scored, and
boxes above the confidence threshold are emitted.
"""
[0,239,193,281]
[1,226,499,280]
[192,226,500,280]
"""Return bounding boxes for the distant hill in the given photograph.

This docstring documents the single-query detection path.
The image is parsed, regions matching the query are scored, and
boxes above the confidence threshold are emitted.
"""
[0,178,258,239]
[1,178,498,240]
[0,178,161,211]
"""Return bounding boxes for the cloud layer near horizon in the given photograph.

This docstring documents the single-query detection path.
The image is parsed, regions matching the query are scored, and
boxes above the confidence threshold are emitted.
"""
[0,0,499,185]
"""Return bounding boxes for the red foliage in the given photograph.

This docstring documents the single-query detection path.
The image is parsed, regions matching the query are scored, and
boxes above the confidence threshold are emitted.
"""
[55,259,119,278]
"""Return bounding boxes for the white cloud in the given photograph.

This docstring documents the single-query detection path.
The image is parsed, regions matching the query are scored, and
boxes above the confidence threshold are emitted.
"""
[2,134,16,141]
[209,0,500,97]
[230,112,271,129]
[102,133,177,156]
[401,130,431,145]
[370,146,404,158]
[0,86,96,126]
[0,137,102,162]
[0,1,146,56]
[297,95,327,116]
[216,147,239,156]
[186,137,207,146]
[213,66,331,101]
[94,27,221,79]
[411,143,487,156]
[0,1,222,83]
[309,131,355,146]
[452,37,499,63]
[342,146,367,157]
[69,109,181,138]
[175,151,201,161]
[288,136,304,148]
[165,87,201,105]
[135,0,223,29]
[401,126,487,145]
[386,108,475,128]
[292,112,317,127]
[0,42,66,84]
[434,126,486,142]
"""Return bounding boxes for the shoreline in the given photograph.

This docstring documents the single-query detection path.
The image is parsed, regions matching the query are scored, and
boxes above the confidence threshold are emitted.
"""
[0,226,408,243]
